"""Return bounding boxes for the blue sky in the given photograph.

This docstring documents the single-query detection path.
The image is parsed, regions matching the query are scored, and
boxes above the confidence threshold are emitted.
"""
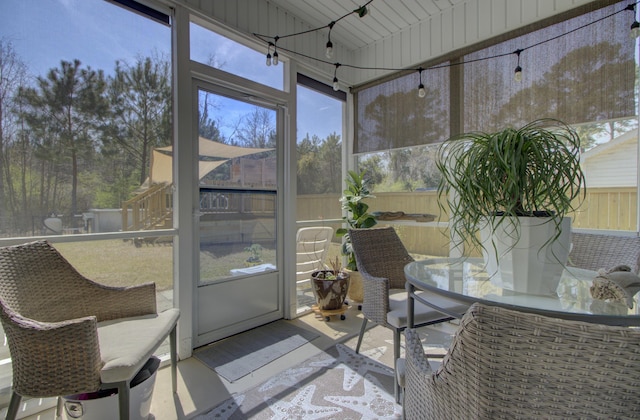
[1,0,168,78]
[1,0,342,143]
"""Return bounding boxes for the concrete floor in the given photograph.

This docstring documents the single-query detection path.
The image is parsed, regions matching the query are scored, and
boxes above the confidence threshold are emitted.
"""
[21,304,456,419]
[154,304,374,419]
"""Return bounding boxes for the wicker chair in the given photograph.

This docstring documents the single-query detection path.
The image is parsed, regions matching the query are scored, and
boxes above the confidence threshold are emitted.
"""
[348,226,468,403]
[403,302,640,419]
[568,232,640,273]
[0,240,180,420]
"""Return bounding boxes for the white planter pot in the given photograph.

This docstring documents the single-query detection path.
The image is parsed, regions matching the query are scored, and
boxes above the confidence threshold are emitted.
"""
[480,216,572,296]
[345,269,363,303]
[62,356,159,420]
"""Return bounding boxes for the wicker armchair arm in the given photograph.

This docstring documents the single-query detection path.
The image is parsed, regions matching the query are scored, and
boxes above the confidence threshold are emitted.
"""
[0,303,102,397]
[85,281,157,321]
[404,328,438,419]
[405,328,434,374]
[360,271,391,324]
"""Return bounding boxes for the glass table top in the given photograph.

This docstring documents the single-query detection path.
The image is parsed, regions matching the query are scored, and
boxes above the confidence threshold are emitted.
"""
[405,257,640,326]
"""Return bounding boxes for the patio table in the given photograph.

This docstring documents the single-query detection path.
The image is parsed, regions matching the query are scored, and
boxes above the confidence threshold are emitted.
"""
[405,257,640,327]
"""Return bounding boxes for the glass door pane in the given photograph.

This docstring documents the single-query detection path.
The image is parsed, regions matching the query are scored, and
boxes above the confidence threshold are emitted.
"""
[195,85,281,345]
[199,189,276,283]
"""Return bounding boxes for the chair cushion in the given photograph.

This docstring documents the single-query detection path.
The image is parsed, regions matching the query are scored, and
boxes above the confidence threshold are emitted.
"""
[97,308,179,384]
[386,289,467,329]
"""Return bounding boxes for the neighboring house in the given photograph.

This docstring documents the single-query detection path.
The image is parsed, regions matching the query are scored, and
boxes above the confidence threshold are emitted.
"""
[581,130,638,188]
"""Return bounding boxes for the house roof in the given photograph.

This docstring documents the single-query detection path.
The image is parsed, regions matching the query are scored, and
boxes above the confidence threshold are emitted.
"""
[582,129,637,161]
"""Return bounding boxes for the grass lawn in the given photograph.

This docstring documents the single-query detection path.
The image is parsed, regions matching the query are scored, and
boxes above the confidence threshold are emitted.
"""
[199,243,277,281]
[55,239,346,292]
[55,239,174,291]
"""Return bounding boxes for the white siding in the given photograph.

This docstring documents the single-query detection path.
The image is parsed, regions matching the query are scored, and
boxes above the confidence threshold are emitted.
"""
[584,141,638,188]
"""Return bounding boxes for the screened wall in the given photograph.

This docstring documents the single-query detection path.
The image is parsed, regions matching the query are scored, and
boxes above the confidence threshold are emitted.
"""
[354,0,637,154]
[464,2,635,133]
[352,0,639,233]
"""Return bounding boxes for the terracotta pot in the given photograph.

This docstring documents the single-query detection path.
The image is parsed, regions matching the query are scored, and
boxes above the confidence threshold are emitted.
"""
[311,270,350,310]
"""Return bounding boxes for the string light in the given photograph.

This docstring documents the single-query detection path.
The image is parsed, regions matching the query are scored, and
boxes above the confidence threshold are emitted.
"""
[514,49,523,82]
[254,0,373,68]
[632,20,640,37]
[627,4,640,38]
[272,36,279,66]
[417,68,426,98]
[355,5,369,18]
[254,1,636,87]
[326,22,335,59]
[333,63,341,91]
[265,43,273,66]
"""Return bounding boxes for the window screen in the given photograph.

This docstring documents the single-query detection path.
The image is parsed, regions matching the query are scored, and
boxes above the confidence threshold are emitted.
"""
[354,66,450,154]
[464,2,636,133]
[354,1,635,152]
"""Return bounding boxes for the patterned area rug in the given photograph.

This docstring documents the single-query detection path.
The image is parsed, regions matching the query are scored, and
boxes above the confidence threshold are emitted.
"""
[195,342,402,419]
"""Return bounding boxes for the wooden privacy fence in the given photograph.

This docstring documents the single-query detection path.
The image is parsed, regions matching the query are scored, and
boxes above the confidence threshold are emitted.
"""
[296,191,451,257]
[297,187,638,257]
[571,187,637,231]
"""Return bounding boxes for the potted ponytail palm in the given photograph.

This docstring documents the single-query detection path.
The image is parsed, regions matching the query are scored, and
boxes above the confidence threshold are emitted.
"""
[336,170,377,304]
[436,118,585,295]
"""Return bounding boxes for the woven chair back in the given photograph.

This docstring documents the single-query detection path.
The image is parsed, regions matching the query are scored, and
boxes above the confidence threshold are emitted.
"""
[0,240,105,322]
[349,227,414,289]
[569,232,640,273]
[405,302,640,419]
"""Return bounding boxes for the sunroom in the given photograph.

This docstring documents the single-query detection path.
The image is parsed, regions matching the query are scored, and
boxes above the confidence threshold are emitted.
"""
[0,0,638,418]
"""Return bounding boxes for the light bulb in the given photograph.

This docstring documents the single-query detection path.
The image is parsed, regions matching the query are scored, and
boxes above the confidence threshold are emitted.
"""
[325,41,333,59]
[418,84,426,98]
[631,21,640,39]
[266,53,272,66]
[272,51,279,66]
[514,66,522,82]
[355,5,368,18]
[333,77,339,91]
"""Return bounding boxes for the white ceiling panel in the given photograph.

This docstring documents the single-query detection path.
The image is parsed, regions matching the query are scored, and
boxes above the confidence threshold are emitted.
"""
[267,0,458,51]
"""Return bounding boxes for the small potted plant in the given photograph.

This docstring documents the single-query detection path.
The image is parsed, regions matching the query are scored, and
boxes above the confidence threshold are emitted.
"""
[336,170,377,304]
[436,118,585,295]
[311,256,350,312]
[244,243,263,267]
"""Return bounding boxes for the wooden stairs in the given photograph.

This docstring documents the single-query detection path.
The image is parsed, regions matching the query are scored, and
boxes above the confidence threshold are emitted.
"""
[122,183,173,232]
